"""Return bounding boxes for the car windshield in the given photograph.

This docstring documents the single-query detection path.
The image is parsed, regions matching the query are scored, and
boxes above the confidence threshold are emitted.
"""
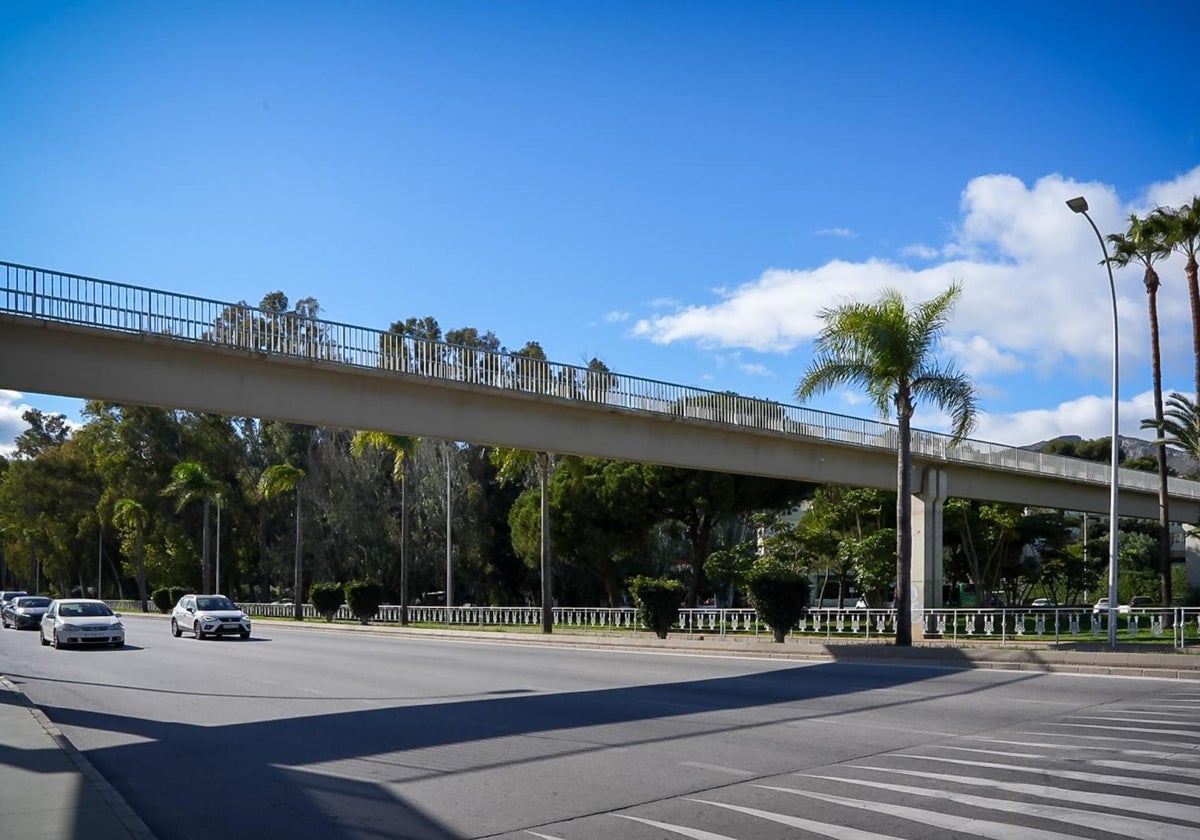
[59,602,114,617]
[196,597,237,611]
[16,597,51,608]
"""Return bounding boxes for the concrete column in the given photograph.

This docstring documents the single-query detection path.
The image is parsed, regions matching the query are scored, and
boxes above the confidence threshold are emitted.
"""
[911,467,948,637]
[1186,527,1200,593]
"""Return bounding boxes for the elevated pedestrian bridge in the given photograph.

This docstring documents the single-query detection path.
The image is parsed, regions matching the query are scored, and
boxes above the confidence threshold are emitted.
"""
[3,261,1199,610]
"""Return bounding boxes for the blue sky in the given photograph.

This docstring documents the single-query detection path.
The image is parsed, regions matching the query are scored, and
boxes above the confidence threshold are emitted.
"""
[3,1,1199,455]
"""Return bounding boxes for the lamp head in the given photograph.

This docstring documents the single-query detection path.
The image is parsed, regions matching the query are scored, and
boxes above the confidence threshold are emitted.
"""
[1066,196,1089,214]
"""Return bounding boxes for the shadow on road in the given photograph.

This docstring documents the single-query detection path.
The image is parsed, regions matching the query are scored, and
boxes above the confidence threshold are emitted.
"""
[28,645,1003,839]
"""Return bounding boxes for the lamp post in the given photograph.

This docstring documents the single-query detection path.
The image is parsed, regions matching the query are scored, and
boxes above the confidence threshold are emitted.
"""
[1067,195,1120,649]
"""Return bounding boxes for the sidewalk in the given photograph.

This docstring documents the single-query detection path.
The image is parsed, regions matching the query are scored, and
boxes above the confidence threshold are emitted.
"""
[0,676,155,840]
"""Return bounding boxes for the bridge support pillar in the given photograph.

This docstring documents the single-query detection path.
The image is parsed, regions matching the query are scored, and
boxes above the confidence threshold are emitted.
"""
[911,467,948,639]
[1187,527,1200,593]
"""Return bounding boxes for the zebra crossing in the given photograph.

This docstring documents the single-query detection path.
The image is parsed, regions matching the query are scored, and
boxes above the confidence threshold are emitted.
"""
[513,688,1200,840]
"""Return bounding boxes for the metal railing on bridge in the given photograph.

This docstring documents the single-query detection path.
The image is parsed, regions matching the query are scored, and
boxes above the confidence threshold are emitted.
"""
[5,259,1198,498]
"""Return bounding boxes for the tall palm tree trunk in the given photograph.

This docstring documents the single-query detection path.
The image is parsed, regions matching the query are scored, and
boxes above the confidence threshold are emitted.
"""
[1188,253,1200,452]
[399,461,410,626]
[135,524,148,612]
[1145,273,1172,610]
[539,453,552,634]
[293,490,303,622]
[202,496,212,593]
[894,395,914,647]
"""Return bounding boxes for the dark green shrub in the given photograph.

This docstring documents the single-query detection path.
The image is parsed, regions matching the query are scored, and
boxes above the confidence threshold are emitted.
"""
[151,588,174,614]
[628,575,684,639]
[309,582,344,622]
[345,580,384,625]
[169,585,189,606]
[748,566,811,643]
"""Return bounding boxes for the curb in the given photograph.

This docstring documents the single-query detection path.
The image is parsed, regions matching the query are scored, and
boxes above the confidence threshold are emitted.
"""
[0,676,159,840]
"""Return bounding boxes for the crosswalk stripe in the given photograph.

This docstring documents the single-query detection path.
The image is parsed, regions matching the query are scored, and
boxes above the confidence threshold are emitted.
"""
[613,814,741,839]
[848,764,1200,822]
[1043,722,1200,737]
[933,745,1200,777]
[686,799,904,840]
[749,787,1087,840]
[786,775,1198,840]
[964,735,1200,760]
[1011,729,1200,752]
[895,754,1200,798]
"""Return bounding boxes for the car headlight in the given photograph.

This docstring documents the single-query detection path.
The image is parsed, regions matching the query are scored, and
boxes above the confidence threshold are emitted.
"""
[60,623,80,631]
[111,621,123,629]
[199,614,217,621]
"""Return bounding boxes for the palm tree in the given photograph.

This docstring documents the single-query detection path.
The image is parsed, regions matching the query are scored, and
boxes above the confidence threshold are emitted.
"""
[112,498,150,611]
[492,447,558,634]
[257,463,306,621]
[1144,392,1200,462]
[162,461,222,592]
[1109,213,1173,609]
[797,283,977,646]
[1153,197,1200,435]
[351,431,420,625]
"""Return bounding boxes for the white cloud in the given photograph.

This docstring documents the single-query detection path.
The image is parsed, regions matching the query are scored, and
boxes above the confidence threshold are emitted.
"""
[738,363,772,377]
[629,166,1200,447]
[901,243,940,260]
[816,227,857,238]
[976,389,1158,447]
[605,310,631,323]
[0,391,32,457]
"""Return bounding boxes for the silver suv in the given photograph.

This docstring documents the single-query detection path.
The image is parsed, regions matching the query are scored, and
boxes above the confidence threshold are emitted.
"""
[171,594,252,640]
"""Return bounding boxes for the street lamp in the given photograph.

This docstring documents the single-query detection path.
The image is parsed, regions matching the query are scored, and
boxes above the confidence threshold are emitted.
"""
[1067,195,1120,649]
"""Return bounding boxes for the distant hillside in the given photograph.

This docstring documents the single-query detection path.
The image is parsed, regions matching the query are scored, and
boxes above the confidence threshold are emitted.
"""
[1024,434,1199,478]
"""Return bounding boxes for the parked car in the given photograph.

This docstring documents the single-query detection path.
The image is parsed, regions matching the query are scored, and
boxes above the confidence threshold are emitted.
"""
[40,599,125,648]
[0,590,29,609]
[171,594,251,640]
[1030,598,1057,608]
[2,595,52,629]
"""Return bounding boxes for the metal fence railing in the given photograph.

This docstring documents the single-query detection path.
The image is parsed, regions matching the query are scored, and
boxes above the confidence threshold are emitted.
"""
[106,601,1200,650]
[5,259,1200,499]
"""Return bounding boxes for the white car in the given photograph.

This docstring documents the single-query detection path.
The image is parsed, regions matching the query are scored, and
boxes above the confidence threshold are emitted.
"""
[171,594,251,640]
[40,599,125,648]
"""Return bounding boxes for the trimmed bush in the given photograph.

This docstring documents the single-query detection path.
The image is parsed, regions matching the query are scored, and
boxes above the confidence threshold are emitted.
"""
[628,575,684,639]
[344,580,384,625]
[151,588,174,614]
[748,567,811,643]
[309,582,344,622]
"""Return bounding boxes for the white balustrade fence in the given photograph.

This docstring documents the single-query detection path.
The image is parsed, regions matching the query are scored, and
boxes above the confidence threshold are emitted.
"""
[105,600,1200,649]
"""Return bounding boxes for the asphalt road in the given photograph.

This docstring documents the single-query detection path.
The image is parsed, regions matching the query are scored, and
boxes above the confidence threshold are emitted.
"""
[3,614,1199,840]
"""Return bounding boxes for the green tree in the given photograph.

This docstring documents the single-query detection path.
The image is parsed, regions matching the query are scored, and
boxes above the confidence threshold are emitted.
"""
[351,431,420,624]
[162,461,223,593]
[494,448,558,631]
[797,283,978,646]
[1146,392,1200,467]
[112,498,150,611]
[1109,213,1173,609]
[257,463,306,620]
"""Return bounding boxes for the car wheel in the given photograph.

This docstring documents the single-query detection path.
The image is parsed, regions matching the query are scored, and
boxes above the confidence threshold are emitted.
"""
[240,630,250,639]
[52,630,60,649]
[40,630,49,646]
[170,618,182,638]
[194,621,205,640]
[112,640,124,648]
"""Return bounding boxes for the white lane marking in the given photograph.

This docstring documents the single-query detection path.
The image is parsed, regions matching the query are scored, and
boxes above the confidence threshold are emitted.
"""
[895,754,1200,798]
[935,744,1200,778]
[962,735,1200,759]
[1044,721,1200,737]
[687,799,904,840]
[524,833,567,839]
[753,787,1091,840]
[613,814,741,839]
[848,764,1200,823]
[1071,714,1198,726]
[789,775,1198,840]
[678,761,756,777]
[1008,729,1200,752]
